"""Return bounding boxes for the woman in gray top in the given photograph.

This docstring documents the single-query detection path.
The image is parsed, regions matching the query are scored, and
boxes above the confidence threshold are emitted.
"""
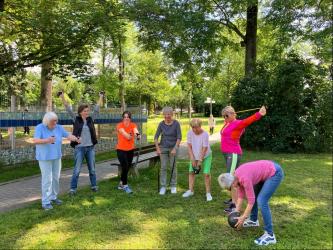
[154,107,182,195]
[60,92,104,195]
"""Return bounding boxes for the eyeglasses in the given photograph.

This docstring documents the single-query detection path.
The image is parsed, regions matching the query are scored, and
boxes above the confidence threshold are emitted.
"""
[223,114,229,118]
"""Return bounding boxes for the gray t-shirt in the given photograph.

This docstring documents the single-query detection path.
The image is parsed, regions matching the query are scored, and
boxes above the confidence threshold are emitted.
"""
[79,120,93,147]
[66,105,99,147]
[154,120,182,148]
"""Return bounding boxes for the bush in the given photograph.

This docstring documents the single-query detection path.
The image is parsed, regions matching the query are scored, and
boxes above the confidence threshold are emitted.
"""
[231,52,332,153]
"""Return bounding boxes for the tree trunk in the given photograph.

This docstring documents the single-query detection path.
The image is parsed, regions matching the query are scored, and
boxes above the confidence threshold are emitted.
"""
[101,36,107,72]
[226,55,232,102]
[245,1,258,76]
[188,87,192,120]
[147,98,154,116]
[10,95,16,150]
[40,61,53,111]
[118,39,126,112]
[0,0,4,12]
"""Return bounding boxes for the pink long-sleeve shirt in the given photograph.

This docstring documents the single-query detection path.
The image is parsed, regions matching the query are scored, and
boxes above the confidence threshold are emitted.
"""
[220,112,262,154]
[235,160,276,205]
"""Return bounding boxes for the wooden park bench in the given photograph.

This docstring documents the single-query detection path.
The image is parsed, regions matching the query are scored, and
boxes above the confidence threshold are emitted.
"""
[110,144,159,177]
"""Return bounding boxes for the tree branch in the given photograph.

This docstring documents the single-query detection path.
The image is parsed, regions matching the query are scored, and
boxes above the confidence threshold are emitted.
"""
[0,24,96,73]
[210,0,245,40]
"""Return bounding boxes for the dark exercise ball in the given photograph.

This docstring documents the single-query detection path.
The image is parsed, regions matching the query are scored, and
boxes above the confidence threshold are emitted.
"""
[228,211,241,228]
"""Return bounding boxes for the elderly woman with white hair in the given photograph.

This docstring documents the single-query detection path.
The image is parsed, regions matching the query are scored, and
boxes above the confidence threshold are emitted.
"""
[154,107,182,195]
[218,160,284,246]
[33,112,78,210]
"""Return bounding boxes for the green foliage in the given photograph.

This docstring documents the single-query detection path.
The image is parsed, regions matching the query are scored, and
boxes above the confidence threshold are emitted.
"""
[231,52,332,153]
[126,0,247,70]
[23,72,41,106]
[125,50,171,109]
[92,70,120,105]
[265,0,332,65]
[1,0,124,80]
[53,76,86,107]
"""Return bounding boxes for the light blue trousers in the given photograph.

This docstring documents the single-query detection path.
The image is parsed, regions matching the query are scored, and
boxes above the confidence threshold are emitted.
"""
[38,159,62,205]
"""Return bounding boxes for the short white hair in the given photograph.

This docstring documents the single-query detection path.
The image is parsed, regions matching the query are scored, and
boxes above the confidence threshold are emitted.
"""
[42,112,58,126]
[218,173,235,189]
[162,107,173,114]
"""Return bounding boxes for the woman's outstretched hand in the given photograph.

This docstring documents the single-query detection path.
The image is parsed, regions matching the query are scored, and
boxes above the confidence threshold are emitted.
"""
[259,106,266,116]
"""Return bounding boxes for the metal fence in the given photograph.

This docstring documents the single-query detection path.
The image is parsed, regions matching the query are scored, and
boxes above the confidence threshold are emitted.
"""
[0,106,147,166]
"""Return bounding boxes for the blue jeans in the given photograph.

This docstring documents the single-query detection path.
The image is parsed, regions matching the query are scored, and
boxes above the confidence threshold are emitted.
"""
[70,146,97,190]
[38,159,61,205]
[250,162,284,235]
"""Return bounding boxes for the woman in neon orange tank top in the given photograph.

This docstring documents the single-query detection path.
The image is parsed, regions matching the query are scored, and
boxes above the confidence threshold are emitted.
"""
[116,111,141,194]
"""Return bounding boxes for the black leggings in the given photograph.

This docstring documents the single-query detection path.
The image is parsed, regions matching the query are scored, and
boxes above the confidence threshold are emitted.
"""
[117,149,134,185]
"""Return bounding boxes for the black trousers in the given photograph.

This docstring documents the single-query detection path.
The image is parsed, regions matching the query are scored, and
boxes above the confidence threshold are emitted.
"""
[23,126,30,134]
[117,149,134,185]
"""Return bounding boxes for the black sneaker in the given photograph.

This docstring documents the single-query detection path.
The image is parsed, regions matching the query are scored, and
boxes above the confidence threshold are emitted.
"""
[223,198,232,205]
[91,186,99,192]
[224,203,236,214]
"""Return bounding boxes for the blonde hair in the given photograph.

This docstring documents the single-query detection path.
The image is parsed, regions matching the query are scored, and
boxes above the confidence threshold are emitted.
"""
[221,106,235,116]
[42,112,58,126]
[190,118,202,128]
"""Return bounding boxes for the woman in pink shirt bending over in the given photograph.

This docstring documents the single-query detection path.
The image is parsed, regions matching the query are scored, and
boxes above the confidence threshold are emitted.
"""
[218,160,284,246]
[221,105,266,213]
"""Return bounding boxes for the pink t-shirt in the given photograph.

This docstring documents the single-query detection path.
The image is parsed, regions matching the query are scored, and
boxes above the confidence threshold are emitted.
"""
[220,112,262,154]
[235,160,276,205]
[187,130,211,160]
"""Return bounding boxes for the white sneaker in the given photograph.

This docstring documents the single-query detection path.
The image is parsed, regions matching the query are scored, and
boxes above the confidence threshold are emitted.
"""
[171,187,177,194]
[243,218,259,227]
[159,187,166,195]
[254,231,277,246]
[206,193,213,201]
[182,190,194,198]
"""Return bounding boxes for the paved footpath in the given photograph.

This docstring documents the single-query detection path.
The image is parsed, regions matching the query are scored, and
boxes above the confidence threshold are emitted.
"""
[0,132,220,213]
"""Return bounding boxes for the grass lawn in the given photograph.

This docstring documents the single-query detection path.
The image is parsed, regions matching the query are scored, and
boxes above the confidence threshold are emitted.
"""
[145,115,224,142]
[0,144,331,249]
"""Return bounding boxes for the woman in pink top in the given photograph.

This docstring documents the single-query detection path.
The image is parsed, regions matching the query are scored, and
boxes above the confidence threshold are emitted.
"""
[221,105,266,212]
[218,160,284,246]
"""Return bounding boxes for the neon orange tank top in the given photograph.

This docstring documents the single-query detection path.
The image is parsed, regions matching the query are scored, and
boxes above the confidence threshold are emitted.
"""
[116,122,137,151]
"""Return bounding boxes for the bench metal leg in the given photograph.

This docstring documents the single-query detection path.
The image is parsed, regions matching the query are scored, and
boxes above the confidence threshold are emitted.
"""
[118,165,139,178]
[157,164,160,193]
[129,166,139,177]
[149,158,159,167]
